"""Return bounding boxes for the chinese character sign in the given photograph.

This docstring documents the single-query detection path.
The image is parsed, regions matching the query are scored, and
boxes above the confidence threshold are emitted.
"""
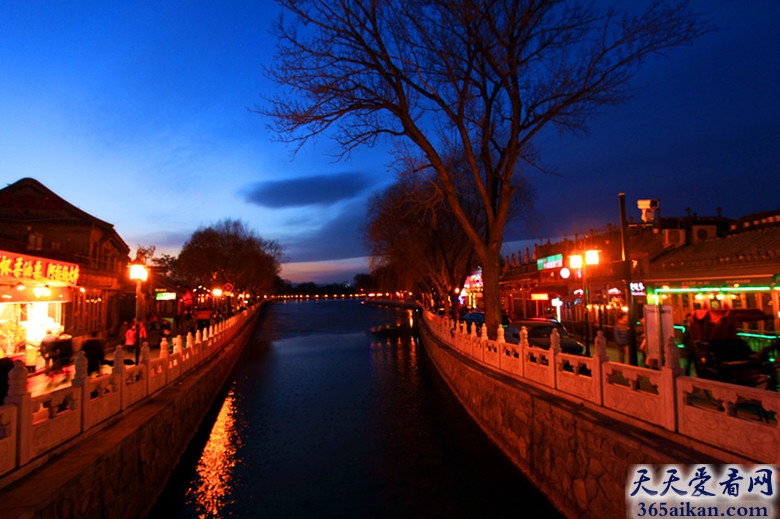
[0,250,79,286]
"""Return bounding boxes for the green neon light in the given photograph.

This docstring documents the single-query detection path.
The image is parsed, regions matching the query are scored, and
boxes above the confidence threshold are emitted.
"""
[653,286,774,294]
[738,332,780,340]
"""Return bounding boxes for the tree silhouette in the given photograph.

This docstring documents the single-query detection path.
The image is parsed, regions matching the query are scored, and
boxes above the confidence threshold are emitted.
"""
[176,219,282,296]
[262,0,712,337]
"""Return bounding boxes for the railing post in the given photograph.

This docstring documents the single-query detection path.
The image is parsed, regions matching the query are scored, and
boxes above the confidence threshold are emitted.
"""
[551,328,561,388]
[661,336,683,431]
[73,350,88,386]
[141,343,151,396]
[113,346,129,410]
[593,331,609,406]
[72,351,88,431]
[519,326,528,378]
[5,360,32,466]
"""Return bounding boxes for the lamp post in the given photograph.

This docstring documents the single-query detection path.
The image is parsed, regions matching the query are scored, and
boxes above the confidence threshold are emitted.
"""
[569,250,600,356]
[129,262,149,365]
[212,288,223,323]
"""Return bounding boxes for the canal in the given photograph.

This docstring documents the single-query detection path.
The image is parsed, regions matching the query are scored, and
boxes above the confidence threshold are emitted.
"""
[151,299,563,518]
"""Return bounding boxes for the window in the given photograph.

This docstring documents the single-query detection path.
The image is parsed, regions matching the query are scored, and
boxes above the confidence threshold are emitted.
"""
[28,232,43,251]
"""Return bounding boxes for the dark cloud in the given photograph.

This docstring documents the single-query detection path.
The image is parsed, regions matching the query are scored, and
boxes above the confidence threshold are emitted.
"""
[281,199,371,263]
[242,171,373,208]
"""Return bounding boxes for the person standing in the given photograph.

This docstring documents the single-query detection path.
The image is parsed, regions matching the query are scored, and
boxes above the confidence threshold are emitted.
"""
[139,320,148,349]
[681,313,694,376]
[614,313,630,364]
[82,332,107,376]
[125,318,138,355]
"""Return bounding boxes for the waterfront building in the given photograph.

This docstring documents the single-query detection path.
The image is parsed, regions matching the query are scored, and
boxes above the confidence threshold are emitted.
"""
[501,202,780,348]
[0,178,131,355]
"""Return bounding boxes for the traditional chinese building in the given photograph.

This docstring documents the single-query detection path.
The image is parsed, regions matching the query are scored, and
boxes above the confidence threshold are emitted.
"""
[0,177,131,356]
[501,202,780,348]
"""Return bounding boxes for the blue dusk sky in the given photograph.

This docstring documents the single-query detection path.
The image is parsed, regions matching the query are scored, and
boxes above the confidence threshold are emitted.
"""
[1,1,778,284]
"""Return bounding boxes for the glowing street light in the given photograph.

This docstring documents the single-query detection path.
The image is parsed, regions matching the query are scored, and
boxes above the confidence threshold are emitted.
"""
[129,261,149,365]
[569,250,600,356]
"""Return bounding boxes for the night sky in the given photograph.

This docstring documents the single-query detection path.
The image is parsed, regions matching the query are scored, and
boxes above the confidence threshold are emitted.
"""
[1,1,778,283]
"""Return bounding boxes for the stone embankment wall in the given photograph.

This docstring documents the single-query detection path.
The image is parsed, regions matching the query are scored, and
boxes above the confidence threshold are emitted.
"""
[419,324,741,519]
[0,307,263,519]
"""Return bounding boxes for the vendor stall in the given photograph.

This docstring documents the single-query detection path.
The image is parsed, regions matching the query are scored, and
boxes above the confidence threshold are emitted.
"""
[0,249,79,371]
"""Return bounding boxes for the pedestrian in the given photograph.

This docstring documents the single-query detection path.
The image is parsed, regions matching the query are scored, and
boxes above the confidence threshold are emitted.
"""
[160,318,172,341]
[40,328,61,375]
[138,319,148,346]
[682,313,695,376]
[41,328,73,385]
[637,318,651,368]
[0,356,13,402]
[81,332,107,376]
[614,313,629,363]
[125,319,137,353]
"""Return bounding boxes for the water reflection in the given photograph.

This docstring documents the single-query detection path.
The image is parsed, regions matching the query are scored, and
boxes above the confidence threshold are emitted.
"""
[187,388,242,518]
[155,301,563,518]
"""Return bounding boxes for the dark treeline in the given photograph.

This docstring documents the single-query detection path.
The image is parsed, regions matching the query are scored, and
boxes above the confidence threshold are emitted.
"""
[275,273,380,296]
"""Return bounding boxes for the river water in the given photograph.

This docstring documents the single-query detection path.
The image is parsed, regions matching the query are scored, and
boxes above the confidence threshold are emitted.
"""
[150,299,562,518]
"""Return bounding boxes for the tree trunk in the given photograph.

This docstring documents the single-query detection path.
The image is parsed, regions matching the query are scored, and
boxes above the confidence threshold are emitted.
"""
[480,247,503,340]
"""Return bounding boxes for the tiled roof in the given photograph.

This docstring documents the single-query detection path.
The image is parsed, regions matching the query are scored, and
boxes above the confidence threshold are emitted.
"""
[650,225,780,279]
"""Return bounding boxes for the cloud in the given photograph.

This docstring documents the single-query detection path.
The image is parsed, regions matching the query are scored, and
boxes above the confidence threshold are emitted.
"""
[241,171,373,208]
[281,257,369,285]
[281,199,371,263]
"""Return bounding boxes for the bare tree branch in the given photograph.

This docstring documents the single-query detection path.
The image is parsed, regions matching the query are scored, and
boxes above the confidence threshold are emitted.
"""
[259,0,714,336]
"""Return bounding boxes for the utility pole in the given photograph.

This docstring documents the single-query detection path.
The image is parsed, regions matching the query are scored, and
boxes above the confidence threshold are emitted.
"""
[619,193,638,366]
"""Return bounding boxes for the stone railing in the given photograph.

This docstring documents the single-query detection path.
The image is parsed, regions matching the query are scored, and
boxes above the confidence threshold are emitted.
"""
[424,310,780,465]
[0,306,258,480]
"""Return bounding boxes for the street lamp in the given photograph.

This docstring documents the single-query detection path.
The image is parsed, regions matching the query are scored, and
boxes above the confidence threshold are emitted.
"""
[212,287,223,322]
[569,250,600,356]
[129,262,149,365]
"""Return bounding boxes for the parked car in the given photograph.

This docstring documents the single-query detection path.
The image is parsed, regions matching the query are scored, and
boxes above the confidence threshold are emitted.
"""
[459,311,511,333]
[460,311,485,333]
[505,318,585,355]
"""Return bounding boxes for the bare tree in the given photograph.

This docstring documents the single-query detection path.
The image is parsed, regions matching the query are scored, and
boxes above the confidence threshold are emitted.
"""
[365,174,478,314]
[176,219,283,296]
[261,0,713,337]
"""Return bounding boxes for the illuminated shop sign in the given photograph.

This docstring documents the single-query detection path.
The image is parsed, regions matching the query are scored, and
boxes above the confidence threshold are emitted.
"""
[463,269,483,290]
[630,282,646,296]
[0,250,79,286]
[536,254,563,271]
[155,291,177,301]
[653,284,777,294]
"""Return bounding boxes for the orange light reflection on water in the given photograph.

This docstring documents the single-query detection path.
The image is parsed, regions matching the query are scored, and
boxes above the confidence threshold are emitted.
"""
[186,388,243,518]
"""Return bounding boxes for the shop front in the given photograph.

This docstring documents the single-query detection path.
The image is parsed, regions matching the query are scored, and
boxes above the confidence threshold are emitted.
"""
[646,276,780,351]
[0,249,79,370]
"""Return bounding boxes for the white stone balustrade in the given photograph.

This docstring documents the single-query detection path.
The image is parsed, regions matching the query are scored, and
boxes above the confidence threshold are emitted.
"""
[0,307,257,478]
[422,309,780,465]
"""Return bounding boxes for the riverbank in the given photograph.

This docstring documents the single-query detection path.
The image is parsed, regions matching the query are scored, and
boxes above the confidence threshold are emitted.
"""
[0,306,263,519]
[417,312,750,519]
